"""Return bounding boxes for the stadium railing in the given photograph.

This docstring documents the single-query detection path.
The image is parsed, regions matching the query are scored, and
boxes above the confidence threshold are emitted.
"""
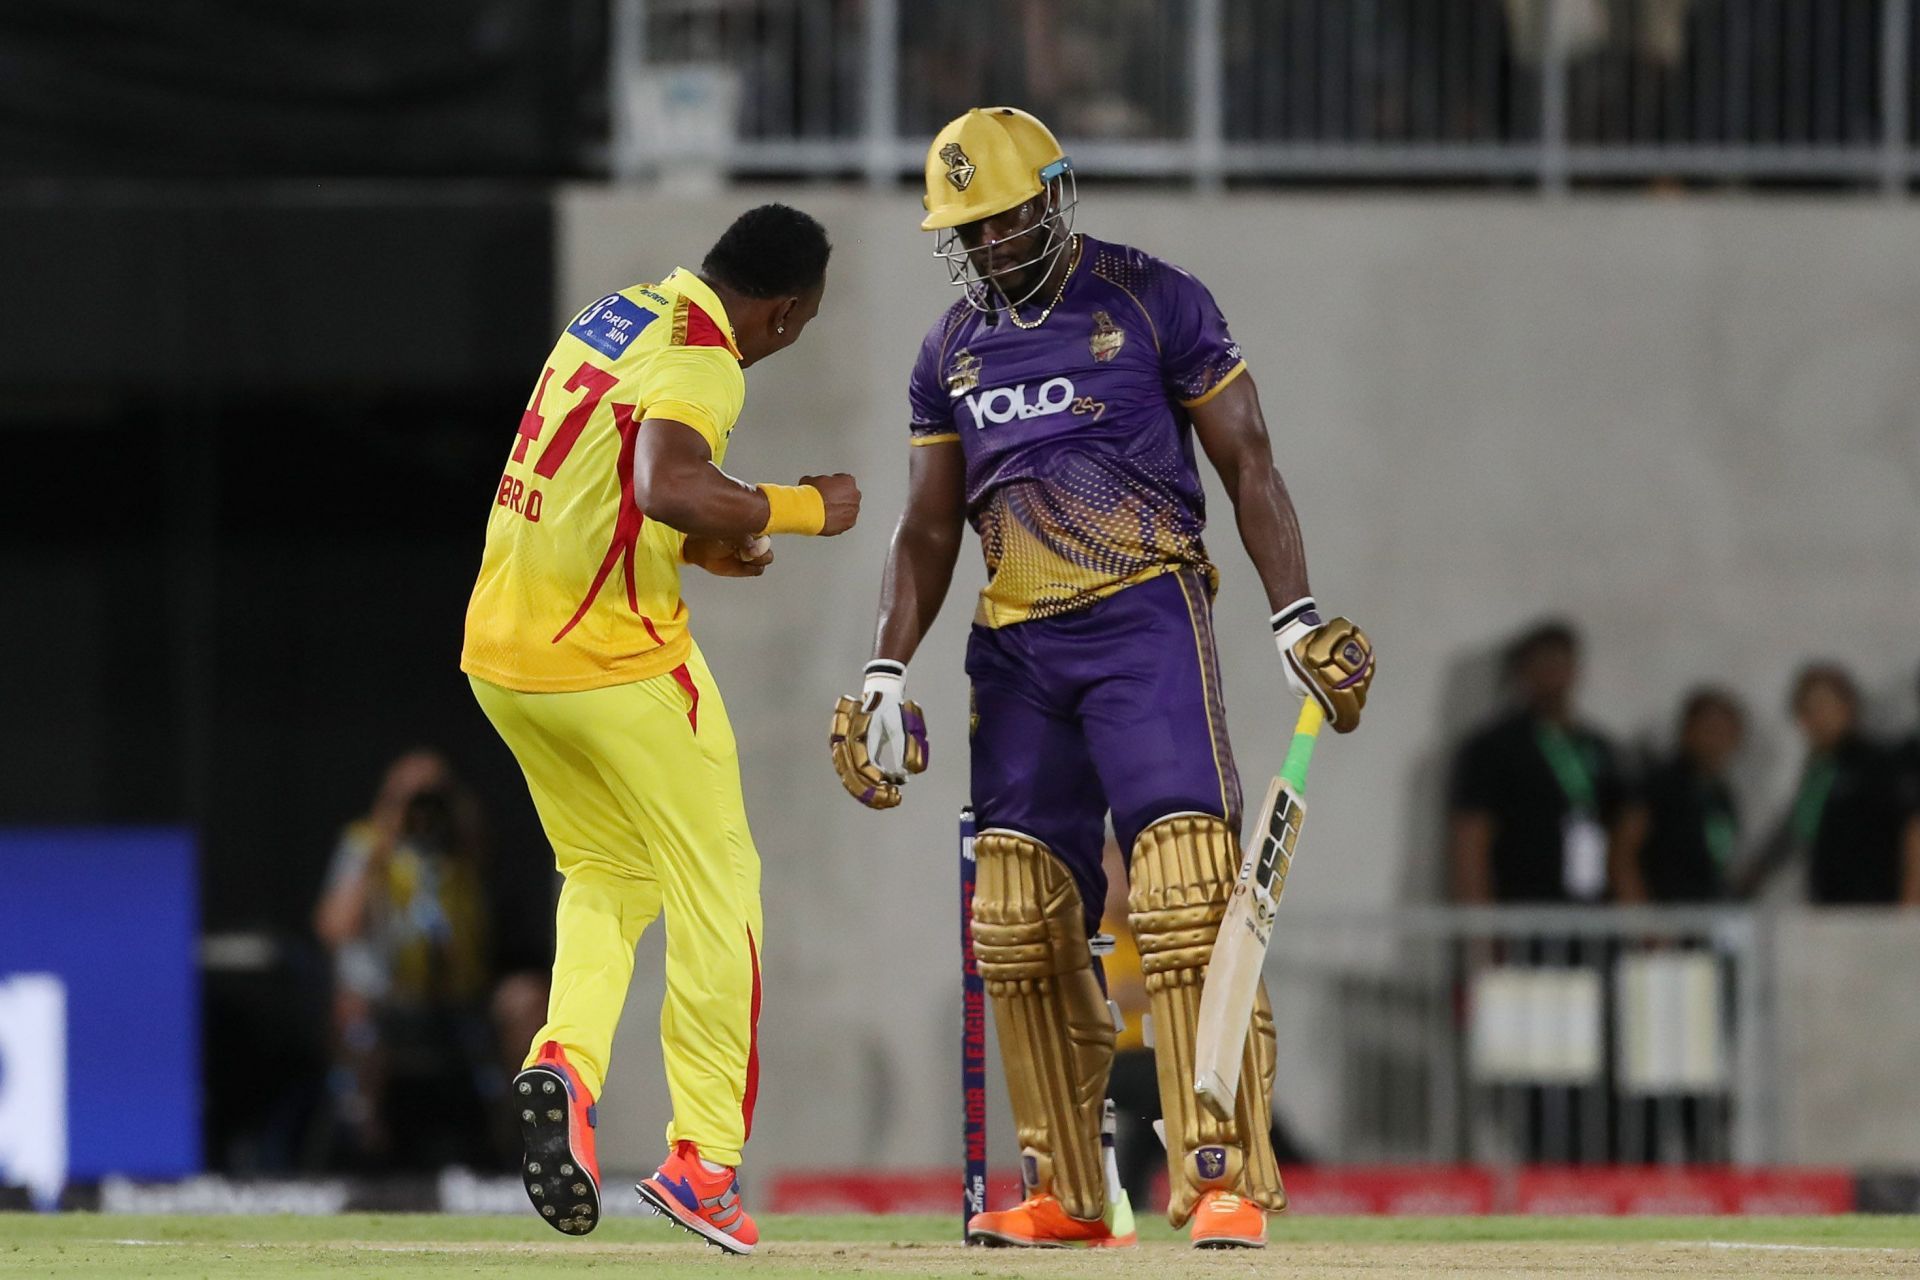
[608,0,1919,192]
[1263,904,1777,1168]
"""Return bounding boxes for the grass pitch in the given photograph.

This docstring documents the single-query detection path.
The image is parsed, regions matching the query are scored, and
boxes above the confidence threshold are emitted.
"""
[2,1212,1918,1277]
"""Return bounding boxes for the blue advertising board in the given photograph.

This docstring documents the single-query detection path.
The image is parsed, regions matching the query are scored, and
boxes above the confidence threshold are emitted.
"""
[0,828,201,1202]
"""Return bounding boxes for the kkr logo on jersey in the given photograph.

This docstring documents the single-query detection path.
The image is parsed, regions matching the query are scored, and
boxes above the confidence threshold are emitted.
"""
[947,349,982,395]
[961,377,1076,430]
[1089,310,1125,363]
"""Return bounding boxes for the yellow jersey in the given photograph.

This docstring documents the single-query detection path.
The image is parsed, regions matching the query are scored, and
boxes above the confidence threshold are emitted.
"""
[461,269,745,692]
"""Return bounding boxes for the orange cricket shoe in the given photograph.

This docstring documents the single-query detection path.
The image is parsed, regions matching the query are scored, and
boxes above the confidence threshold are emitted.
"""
[1189,1189,1267,1248]
[637,1140,760,1256]
[967,1193,1138,1248]
[513,1041,601,1236]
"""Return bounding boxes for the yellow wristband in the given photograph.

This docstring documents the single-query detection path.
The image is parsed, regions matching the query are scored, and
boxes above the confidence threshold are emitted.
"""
[758,483,827,536]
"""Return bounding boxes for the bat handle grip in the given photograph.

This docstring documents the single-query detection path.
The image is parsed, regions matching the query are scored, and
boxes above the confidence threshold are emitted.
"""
[1280,698,1324,792]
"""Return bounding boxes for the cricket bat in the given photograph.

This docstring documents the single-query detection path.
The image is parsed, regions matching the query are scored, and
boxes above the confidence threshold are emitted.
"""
[1192,698,1324,1122]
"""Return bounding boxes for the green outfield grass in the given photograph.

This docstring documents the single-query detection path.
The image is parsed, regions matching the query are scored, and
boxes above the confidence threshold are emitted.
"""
[1,1213,1916,1278]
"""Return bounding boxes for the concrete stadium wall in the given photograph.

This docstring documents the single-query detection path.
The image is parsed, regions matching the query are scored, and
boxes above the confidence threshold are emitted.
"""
[553,191,1920,1175]
[1777,913,1920,1164]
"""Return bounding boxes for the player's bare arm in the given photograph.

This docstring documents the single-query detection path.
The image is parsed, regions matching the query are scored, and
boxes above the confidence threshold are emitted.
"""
[1189,372,1309,610]
[873,439,969,665]
[1190,370,1374,732]
[1448,811,1496,903]
[825,441,960,808]
[632,416,861,544]
[1902,813,1920,906]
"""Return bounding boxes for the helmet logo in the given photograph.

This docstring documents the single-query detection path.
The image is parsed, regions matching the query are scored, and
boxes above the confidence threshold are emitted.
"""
[1089,311,1125,363]
[939,142,976,191]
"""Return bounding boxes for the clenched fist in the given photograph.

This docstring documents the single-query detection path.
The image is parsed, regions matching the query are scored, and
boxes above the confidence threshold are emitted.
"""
[799,473,862,536]
[1272,598,1374,732]
[830,660,929,808]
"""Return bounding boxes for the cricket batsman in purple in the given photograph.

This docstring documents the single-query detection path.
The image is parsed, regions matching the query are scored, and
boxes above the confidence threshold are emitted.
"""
[829,107,1375,1249]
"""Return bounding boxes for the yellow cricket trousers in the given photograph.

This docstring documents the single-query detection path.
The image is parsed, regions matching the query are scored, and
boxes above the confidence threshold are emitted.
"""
[470,640,764,1166]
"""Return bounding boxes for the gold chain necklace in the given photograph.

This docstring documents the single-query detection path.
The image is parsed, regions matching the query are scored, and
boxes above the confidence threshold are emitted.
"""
[1006,236,1081,330]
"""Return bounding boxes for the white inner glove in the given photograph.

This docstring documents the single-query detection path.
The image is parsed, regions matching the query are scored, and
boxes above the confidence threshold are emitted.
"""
[862,660,910,783]
[1271,595,1321,701]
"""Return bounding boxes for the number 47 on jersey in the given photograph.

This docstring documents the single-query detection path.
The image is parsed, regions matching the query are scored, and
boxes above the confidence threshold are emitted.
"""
[496,360,617,523]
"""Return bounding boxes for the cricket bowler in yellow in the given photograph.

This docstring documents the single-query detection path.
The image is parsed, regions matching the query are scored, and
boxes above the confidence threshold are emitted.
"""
[461,205,861,1255]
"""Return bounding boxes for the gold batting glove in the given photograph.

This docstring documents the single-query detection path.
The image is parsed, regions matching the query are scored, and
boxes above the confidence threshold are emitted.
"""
[1273,597,1375,732]
[830,660,929,809]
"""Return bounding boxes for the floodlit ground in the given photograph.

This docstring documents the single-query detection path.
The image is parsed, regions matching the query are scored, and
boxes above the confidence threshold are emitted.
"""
[3,1213,1918,1278]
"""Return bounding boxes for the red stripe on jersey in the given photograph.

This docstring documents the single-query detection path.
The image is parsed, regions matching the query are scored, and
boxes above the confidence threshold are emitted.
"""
[681,301,735,354]
[742,928,762,1139]
[552,402,666,646]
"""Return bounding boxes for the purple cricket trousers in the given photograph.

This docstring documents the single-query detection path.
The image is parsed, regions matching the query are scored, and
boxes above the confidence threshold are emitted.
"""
[964,567,1245,935]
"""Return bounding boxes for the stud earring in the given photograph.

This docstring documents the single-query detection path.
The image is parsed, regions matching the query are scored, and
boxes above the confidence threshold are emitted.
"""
[776,324,786,334]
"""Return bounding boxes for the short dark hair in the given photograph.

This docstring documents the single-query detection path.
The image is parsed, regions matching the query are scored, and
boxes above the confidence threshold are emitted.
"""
[1503,618,1580,678]
[1680,686,1744,731]
[701,203,831,299]
[1791,662,1859,715]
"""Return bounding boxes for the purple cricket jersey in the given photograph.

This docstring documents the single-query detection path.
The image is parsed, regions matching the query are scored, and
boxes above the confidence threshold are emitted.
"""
[910,236,1251,919]
[908,235,1247,627]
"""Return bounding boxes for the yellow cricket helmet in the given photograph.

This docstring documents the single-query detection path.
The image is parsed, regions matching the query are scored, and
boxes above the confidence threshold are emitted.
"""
[921,106,1071,231]
[922,107,1078,313]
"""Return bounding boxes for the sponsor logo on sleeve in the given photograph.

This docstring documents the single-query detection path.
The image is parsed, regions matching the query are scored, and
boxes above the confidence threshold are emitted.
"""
[566,293,658,360]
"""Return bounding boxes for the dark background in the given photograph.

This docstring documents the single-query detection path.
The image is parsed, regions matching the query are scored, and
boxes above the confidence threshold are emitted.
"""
[0,194,558,953]
[0,1,613,1165]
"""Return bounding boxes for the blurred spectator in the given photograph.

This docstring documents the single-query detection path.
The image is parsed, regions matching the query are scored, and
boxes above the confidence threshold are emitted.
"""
[1448,620,1629,904]
[900,0,1179,140]
[1448,621,1629,1163]
[1612,688,1744,903]
[1742,665,1920,906]
[1227,0,1521,146]
[314,749,547,1169]
[1897,665,1920,812]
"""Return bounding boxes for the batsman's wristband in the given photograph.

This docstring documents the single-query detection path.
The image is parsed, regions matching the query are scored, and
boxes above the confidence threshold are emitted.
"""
[864,658,906,702]
[1270,595,1322,653]
[757,483,827,536]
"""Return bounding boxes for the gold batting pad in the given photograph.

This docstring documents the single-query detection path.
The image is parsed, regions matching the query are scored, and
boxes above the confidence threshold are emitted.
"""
[1288,616,1375,733]
[971,830,1114,1222]
[1239,984,1287,1212]
[827,694,926,809]
[1129,814,1285,1225]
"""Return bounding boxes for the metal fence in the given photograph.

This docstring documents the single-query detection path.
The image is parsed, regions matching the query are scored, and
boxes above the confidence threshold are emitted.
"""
[609,0,1919,190]
[1263,906,1777,1166]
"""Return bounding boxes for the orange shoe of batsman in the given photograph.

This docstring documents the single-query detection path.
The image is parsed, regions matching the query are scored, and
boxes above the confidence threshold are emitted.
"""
[637,1140,760,1256]
[1189,1189,1268,1248]
[513,1041,601,1235]
[967,1193,1138,1249]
